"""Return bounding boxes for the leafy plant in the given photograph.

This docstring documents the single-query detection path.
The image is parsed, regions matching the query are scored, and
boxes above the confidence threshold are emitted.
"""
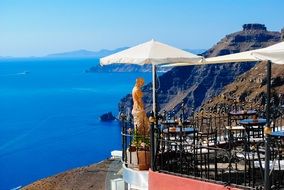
[128,128,150,151]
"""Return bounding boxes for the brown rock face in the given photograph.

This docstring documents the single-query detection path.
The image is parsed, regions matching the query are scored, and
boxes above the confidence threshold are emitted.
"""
[200,61,284,112]
[281,28,284,41]
[119,24,282,116]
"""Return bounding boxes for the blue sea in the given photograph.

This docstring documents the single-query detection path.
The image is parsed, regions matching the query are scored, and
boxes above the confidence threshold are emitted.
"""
[0,58,151,190]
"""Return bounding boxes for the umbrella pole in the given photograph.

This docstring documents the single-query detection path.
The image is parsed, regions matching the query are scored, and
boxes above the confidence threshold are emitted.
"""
[150,64,158,171]
[152,65,157,117]
[264,60,272,190]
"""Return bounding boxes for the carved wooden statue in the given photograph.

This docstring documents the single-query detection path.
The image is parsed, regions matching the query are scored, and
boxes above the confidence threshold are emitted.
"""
[132,78,149,136]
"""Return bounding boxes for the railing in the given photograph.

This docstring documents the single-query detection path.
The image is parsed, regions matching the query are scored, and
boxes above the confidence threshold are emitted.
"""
[156,127,256,189]
[120,114,151,170]
[120,104,284,190]
[272,105,284,131]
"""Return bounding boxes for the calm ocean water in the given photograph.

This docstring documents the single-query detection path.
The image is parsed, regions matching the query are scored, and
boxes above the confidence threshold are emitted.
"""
[0,58,151,190]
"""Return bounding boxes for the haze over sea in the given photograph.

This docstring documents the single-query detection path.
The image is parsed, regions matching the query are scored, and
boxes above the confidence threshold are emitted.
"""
[0,58,151,190]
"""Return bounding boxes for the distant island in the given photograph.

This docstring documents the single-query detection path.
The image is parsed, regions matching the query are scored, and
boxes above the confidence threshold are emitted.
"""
[46,48,205,59]
[46,47,128,58]
[0,47,128,60]
[46,47,205,73]
[0,47,206,73]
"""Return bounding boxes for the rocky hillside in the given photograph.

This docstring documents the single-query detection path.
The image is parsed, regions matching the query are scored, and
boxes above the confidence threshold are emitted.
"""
[119,24,282,116]
[200,61,284,113]
[22,159,122,190]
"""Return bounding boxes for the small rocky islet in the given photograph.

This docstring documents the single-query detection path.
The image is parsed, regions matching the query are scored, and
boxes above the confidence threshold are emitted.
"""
[100,112,116,121]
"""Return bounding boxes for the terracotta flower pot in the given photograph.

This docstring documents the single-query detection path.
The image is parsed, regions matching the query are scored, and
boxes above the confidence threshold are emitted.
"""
[137,150,150,170]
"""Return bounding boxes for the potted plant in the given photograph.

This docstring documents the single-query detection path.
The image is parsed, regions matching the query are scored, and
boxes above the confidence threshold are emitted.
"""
[127,128,150,170]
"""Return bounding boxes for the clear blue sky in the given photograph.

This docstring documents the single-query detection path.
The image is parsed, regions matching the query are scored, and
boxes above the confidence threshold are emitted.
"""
[0,0,283,57]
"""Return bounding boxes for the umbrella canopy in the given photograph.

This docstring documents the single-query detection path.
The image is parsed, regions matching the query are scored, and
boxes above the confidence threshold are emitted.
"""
[100,39,202,66]
[204,41,284,65]
[163,41,284,67]
[100,39,203,116]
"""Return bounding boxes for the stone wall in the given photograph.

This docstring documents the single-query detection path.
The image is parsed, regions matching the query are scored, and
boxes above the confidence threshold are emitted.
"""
[243,24,267,31]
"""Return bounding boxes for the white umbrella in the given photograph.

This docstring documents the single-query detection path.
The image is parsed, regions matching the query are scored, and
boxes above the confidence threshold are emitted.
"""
[204,41,284,65]
[164,41,284,67]
[100,39,203,116]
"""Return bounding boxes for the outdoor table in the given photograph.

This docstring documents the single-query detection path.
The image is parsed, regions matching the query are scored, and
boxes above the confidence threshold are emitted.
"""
[229,110,257,116]
[162,127,197,144]
[160,126,198,154]
[226,125,246,143]
[240,118,266,150]
[271,131,284,139]
[161,120,197,137]
[162,120,194,125]
[162,120,177,125]
[161,120,178,131]
[161,119,195,131]
[228,110,257,127]
[163,127,197,134]
[237,118,266,184]
[239,118,267,136]
[161,118,197,138]
[239,118,267,126]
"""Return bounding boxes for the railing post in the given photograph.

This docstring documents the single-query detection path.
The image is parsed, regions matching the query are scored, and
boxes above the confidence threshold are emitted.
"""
[264,60,272,190]
[149,111,156,171]
[120,112,127,164]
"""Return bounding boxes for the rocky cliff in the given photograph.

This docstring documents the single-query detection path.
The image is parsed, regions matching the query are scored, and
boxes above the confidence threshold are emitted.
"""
[119,24,281,116]
[200,61,284,113]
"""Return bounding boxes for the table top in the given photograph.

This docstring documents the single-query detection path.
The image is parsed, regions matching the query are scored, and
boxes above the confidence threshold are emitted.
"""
[271,131,284,138]
[161,120,178,125]
[225,125,245,130]
[163,127,197,134]
[229,110,257,116]
[161,120,194,126]
[239,118,267,126]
